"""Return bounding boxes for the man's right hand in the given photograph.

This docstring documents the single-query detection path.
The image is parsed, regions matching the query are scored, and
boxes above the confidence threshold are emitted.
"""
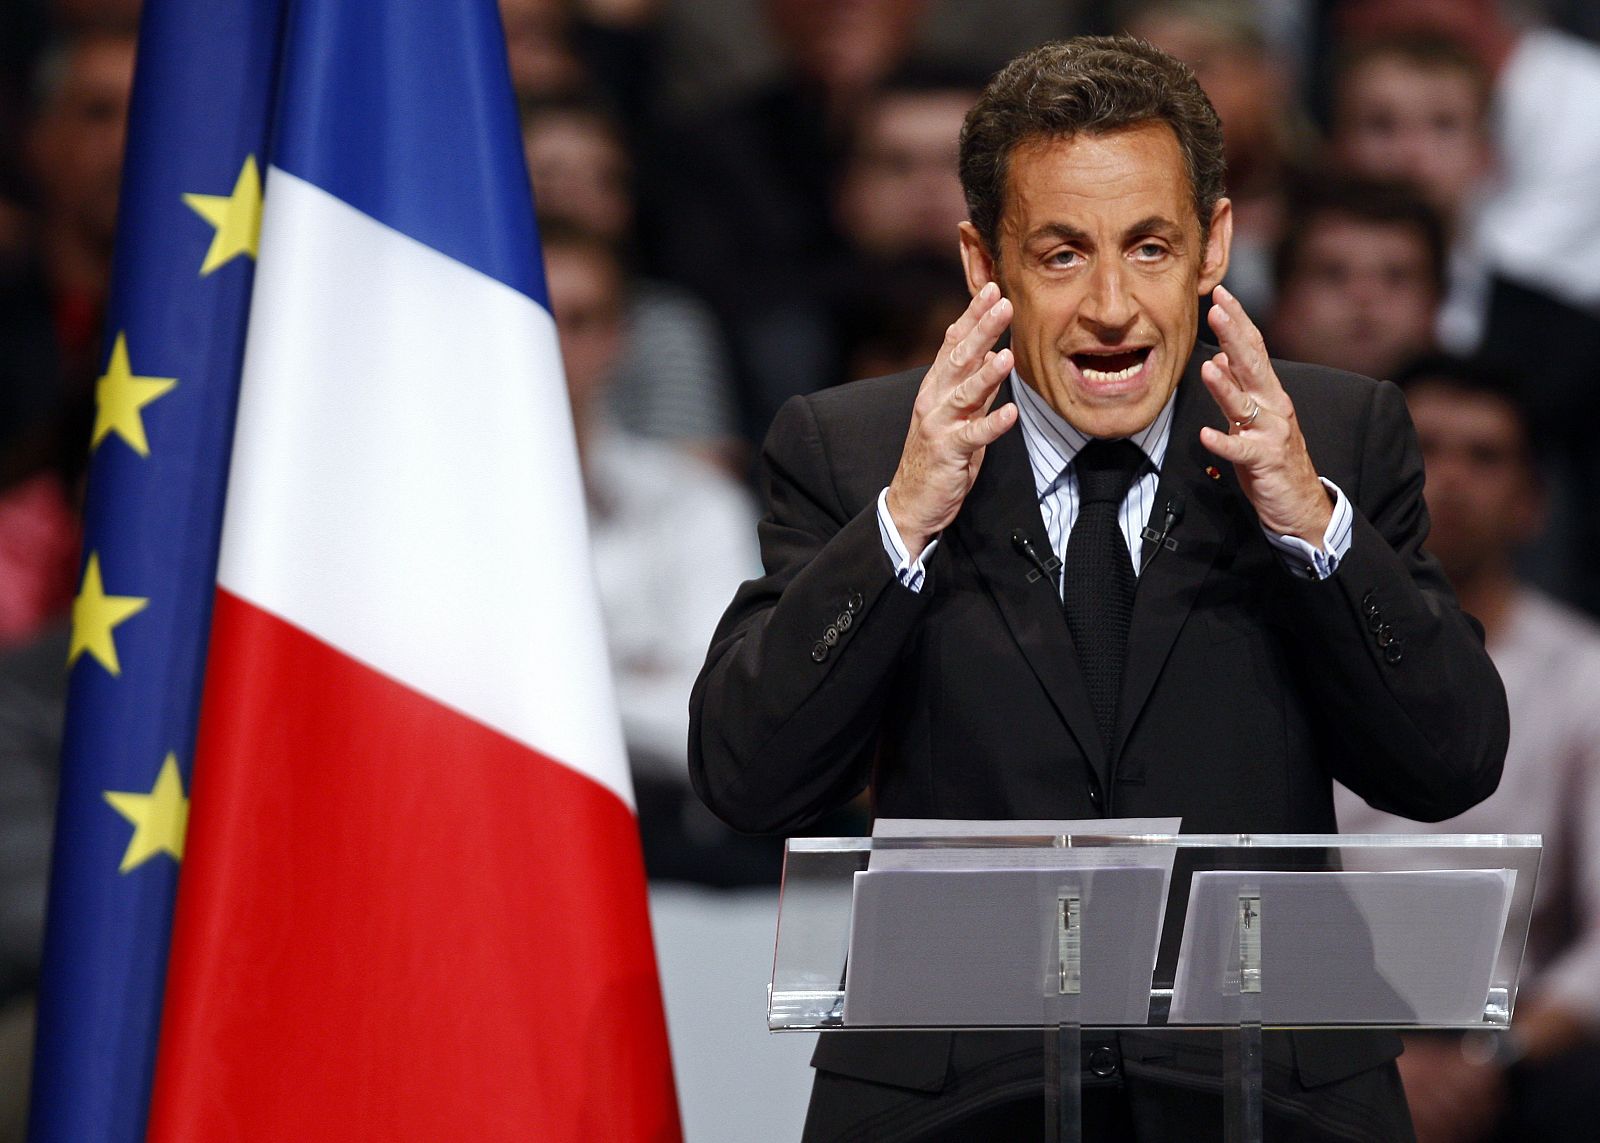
[884,282,1017,555]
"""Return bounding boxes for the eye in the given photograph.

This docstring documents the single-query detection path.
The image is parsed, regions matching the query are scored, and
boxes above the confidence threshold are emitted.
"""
[1047,247,1083,267]
[1132,241,1168,261]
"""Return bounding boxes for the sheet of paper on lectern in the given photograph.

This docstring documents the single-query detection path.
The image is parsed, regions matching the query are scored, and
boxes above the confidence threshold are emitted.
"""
[1168,868,1515,1026]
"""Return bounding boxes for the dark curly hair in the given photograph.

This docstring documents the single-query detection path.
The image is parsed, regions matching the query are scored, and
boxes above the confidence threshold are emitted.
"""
[959,36,1227,257]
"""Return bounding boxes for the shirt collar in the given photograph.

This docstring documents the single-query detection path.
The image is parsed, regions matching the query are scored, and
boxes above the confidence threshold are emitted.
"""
[1010,369,1176,501]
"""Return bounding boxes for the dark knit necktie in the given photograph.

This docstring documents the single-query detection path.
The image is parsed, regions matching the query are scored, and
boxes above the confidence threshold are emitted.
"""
[1061,439,1145,750]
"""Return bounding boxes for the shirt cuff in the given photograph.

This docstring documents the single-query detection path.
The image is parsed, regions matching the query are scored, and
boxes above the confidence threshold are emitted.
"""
[1264,478,1353,581]
[876,486,939,592]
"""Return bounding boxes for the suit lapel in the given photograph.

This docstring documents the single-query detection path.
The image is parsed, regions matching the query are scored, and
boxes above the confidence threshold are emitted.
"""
[945,378,1110,785]
[1117,350,1239,756]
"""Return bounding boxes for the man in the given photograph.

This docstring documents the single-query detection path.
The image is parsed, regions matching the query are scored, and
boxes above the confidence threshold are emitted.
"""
[690,37,1507,1140]
[1269,175,1446,383]
[1329,33,1494,357]
[540,220,767,884]
[835,75,976,266]
[1335,358,1600,1143]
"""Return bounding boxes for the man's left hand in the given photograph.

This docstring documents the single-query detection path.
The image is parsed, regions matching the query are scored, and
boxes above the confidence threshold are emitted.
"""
[1197,285,1333,547]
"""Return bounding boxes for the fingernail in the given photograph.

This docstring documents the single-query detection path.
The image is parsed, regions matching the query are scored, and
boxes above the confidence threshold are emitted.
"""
[1212,306,1231,325]
[1215,284,1233,303]
[981,282,996,300]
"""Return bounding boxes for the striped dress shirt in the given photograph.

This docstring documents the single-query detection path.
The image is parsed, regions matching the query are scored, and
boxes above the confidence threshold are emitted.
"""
[877,371,1352,592]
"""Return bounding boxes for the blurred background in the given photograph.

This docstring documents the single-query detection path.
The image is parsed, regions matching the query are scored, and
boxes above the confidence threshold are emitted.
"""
[3,1,1600,1140]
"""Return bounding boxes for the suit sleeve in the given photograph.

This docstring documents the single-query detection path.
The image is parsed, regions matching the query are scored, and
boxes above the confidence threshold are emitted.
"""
[1283,379,1509,821]
[688,394,927,833]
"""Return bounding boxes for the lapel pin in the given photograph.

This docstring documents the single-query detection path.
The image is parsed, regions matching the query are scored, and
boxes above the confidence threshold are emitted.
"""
[1205,465,1222,482]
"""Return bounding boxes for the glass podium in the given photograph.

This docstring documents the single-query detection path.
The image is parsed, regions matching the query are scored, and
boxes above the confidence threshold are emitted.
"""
[769,831,1540,1142]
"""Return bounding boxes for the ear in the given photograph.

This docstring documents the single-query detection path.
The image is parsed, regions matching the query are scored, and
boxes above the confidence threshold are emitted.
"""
[958,220,998,298]
[1198,197,1233,295]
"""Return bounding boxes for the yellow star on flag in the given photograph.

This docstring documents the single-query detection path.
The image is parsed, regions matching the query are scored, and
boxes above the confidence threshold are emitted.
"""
[68,552,149,676]
[104,753,189,873]
[182,154,263,275]
[92,332,177,456]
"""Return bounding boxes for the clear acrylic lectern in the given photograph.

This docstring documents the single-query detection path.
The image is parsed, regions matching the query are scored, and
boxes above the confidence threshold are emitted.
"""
[769,830,1540,1143]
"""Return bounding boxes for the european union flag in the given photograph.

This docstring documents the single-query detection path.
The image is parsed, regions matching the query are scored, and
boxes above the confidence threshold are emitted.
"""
[29,3,286,1138]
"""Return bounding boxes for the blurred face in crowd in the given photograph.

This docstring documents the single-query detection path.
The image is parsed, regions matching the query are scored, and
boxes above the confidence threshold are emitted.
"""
[1270,213,1438,380]
[1335,55,1491,225]
[546,241,625,419]
[28,33,137,250]
[499,0,584,98]
[836,88,972,259]
[764,0,926,92]
[1407,381,1539,584]
[959,122,1231,438]
[1126,11,1282,171]
[524,112,633,242]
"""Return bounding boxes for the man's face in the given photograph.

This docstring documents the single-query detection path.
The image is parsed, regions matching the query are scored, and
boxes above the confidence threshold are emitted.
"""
[29,36,138,247]
[837,89,972,259]
[545,243,624,417]
[524,114,633,242]
[1407,384,1539,583]
[1270,215,1437,380]
[1335,57,1490,223]
[959,122,1231,438]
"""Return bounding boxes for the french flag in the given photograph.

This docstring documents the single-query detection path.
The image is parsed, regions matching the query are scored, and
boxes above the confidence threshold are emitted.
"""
[139,2,680,1137]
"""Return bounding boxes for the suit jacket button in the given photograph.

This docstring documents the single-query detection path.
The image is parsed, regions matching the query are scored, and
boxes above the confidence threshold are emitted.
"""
[1376,624,1394,647]
[1384,643,1404,665]
[811,641,829,662]
[1367,612,1384,633]
[1088,786,1102,808]
[847,592,864,615]
[837,611,853,631]
[1362,590,1377,611]
[823,626,839,646]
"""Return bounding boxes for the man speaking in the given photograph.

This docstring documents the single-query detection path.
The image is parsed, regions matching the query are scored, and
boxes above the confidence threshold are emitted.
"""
[689,36,1508,1141]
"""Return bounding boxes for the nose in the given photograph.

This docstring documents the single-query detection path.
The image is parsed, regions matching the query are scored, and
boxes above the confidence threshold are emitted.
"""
[1079,256,1136,334]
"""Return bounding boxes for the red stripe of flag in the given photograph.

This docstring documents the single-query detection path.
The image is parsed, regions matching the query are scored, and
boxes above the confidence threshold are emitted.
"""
[148,590,680,1140]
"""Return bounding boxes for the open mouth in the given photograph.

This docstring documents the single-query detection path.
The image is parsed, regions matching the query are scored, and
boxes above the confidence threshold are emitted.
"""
[1070,347,1152,384]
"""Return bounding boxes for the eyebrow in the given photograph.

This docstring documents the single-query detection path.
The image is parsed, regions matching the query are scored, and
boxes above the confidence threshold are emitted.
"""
[1024,216,1188,247]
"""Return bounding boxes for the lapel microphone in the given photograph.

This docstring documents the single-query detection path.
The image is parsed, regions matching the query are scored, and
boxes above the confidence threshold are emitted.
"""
[1010,528,1062,584]
[1140,495,1186,571]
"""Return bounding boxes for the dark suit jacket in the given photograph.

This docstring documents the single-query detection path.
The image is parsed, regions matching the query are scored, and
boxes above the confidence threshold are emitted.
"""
[689,349,1509,1138]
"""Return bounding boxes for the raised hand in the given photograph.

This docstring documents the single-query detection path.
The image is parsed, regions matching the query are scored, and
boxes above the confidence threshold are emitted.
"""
[885,282,1018,554]
[1198,285,1334,546]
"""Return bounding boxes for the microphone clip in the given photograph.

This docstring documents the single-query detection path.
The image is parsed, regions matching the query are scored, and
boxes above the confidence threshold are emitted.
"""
[1010,529,1062,584]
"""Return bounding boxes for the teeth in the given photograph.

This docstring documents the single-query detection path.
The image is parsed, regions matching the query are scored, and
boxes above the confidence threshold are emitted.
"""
[1079,361,1144,383]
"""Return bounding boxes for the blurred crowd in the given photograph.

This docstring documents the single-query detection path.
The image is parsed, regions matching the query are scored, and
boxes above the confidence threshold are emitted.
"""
[3,0,1600,1139]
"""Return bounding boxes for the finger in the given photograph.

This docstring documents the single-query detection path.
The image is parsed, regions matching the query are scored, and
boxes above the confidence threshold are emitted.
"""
[939,284,1004,376]
[1207,285,1284,399]
[947,294,1012,376]
[948,346,1013,414]
[1200,356,1260,428]
[954,400,1018,449]
[1199,423,1254,465]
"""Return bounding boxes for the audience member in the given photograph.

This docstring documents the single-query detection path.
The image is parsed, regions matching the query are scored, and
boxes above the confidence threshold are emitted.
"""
[541,220,774,885]
[833,73,974,265]
[638,0,929,441]
[522,95,743,469]
[1122,0,1309,316]
[1269,175,1444,381]
[0,28,134,461]
[1335,357,1600,1143]
[1330,33,1495,357]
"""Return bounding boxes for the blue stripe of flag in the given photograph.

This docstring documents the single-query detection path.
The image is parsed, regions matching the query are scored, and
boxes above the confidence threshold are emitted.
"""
[271,0,547,308]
